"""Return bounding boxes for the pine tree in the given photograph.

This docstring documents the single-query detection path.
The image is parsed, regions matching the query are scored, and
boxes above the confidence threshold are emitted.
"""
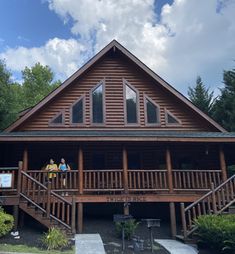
[188,76,214,116]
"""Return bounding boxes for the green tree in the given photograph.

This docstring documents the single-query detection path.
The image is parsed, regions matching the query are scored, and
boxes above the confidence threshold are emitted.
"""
[188,76,214,115]
[213,68,235,131]
[0,60,22,130]
[21,63,60,109]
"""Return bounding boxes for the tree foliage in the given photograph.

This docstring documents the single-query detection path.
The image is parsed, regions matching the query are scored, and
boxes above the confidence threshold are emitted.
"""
[0,62,60,130]
[212,69,235,131]
[188,76,214,116]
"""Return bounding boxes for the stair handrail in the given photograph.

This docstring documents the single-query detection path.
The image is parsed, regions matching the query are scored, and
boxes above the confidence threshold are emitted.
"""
[20,171,75,232]
[181,174,235,238]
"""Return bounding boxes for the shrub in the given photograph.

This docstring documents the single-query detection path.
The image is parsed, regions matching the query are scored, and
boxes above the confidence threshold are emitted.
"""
[0,207,14,237]
[115,219,139,240]
[195,214,235,253]
[41,227,68,250]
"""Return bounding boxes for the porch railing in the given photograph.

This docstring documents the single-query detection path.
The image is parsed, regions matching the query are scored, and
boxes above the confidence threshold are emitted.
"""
[128,170,168,191]
[83,170,123,191]
[173,170,222,190]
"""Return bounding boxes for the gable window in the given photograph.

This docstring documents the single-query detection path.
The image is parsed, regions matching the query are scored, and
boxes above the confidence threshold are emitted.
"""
[92,81,104,124]
[145,96,160,124]
[71,97,84,124]
[165,109,181,125]
[49,111,64,126]
[125,80,138,124]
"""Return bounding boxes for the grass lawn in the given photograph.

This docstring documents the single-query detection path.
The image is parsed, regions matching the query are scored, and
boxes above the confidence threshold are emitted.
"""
[0,243,75,254]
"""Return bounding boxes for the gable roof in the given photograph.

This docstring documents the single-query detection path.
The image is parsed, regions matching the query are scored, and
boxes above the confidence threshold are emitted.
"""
[5,40,226,132]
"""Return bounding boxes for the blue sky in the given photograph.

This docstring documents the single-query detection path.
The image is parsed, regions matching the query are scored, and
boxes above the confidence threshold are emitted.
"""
[0,0,234,96]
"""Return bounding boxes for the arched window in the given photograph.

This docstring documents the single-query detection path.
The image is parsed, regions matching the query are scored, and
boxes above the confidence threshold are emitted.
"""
[92,81,104,124]
[71,96,84,124]
[145,96,160,125]
[124,79,138,124]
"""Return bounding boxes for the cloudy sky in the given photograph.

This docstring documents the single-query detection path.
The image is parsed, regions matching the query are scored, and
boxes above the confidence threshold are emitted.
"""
[0,0,234,96]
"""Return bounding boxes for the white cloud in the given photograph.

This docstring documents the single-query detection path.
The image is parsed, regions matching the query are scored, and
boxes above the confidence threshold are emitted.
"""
[0,38,86,80]
[1,0,235,95]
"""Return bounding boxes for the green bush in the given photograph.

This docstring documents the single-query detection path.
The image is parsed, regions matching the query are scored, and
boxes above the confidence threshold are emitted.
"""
[0,207,14,237]
[41,227,68,250]
[115,219,139,240]
[195,214,235,253]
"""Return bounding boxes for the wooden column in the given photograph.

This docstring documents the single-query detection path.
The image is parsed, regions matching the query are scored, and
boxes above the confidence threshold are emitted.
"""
[17,161,23,195]
[23,148,28,171]
[124,203,130,215]
[71,196,76,234]
[78,203,83,233]
[122,146,128,194]
[166,147,173,193]
[78,146,84,194]
[169,202,176,239]
[13,205,19,231]
[219,147,227,182]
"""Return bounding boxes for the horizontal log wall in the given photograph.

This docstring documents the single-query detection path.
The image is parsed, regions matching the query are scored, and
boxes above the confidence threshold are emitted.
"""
[18,52,216,131]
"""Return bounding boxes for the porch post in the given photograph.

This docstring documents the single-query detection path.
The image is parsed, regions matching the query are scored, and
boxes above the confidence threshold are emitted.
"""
[166,147,173,193]
[23,147,28,171]
[78,203,83,233]
[169,202,176,239]
[219,146,227,182]
[13,205,19,231]
[78,146,84,194]
[122,146,128,194]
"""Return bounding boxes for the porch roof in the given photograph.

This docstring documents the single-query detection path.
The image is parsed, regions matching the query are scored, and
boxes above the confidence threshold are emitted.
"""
[0,130,235,142]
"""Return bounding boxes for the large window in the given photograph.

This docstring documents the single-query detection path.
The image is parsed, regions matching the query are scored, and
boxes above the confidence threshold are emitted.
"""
[92,152,106,170]
[71,97,83,124]
[92,82,104,123]
[125,82,138,124]
[145,96,160,124]
[128,152,141,169]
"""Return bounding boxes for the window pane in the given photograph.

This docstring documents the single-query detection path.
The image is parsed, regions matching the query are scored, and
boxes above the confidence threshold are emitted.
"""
[147,99,158,123]
[92,152,105,170]
[92,84,103,123]
[167,112,179,124]
[72,99,83,123]
[52,113,62,124]
[126,85,137,123]
[128,152,141,169]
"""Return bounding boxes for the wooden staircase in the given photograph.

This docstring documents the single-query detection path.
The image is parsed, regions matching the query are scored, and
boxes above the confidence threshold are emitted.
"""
[179,174,235,240]
[19,171,76,235]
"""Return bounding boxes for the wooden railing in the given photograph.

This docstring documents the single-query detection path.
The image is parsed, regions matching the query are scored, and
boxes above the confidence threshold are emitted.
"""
[128,170,168,191]
[0,167,18,191]
[21,171,75,232]
[27,170,79,192]
[181,174,235,239]
[173,170,222,190]
[83,170,123,191]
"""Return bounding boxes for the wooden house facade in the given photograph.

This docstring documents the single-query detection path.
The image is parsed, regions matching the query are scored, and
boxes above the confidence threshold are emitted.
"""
[1,40,235,239]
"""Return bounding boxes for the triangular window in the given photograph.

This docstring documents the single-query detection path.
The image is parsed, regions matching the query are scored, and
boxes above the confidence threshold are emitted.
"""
[145,96,160,124]
[49,111,64,126]
[166,110,181,125]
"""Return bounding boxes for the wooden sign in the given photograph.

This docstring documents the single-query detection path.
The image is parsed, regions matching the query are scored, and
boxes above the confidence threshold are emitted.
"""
[106,196,146,202]
[0,173,12,188]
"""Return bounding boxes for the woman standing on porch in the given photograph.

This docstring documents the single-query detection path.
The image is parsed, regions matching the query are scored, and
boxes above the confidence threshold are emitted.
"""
[45,159,58,181]
[58,158,70,195]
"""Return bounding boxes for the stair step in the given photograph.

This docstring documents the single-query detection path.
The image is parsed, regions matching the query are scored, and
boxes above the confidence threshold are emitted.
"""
[175,235,197,244]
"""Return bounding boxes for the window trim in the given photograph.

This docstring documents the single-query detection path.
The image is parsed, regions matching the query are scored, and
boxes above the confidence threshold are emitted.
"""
[165,108,182,126]
[90,79,105,126]
[144,94,161,126]
[123,78,140,126]
[69,95,85,126]
[48,109,65,127]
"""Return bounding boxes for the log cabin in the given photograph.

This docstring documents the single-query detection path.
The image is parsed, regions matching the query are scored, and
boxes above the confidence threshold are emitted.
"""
[0,40,235,239]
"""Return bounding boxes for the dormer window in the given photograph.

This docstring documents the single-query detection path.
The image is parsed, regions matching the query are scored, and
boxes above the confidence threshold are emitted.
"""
[124,80,138,124]
[165,109,181,125]
[145,96,160,125]
[71,96,84,124]
[92,81,104,124]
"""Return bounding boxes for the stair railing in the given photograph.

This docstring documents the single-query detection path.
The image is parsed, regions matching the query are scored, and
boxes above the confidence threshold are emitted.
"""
[20,171,76,233]
[181,174,235,239]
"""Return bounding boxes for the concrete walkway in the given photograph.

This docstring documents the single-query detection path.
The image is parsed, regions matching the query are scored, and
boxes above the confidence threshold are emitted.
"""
[155,239,198,254]
[75,234,105,254]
